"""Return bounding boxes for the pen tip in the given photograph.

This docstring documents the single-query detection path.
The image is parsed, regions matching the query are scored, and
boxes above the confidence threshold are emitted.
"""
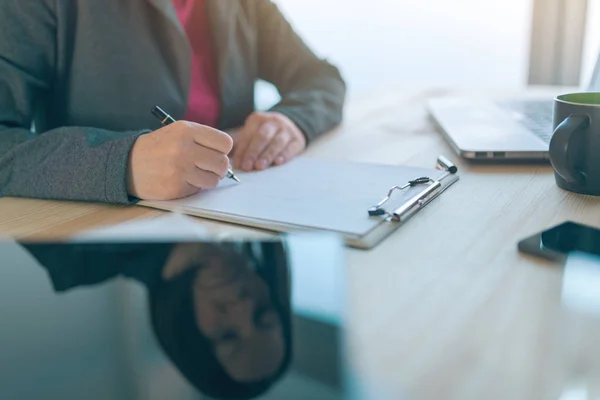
[233,176,241,183]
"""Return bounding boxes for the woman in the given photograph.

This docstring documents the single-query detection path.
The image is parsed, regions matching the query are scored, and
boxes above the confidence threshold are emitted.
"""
[0,0,346,203]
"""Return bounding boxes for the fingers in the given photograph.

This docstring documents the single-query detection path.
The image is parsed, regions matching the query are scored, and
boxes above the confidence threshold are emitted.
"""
[232,114,264,168]
[185,121,233,154]
[232,132,251,169]
[179,181,204,198]
[230,112,307,171]
[183,143,230,178]
[273,139,305,166]
[184,167,222,190]
[237,122,279,171]
[254,129,292,170]
[178,121,232,180]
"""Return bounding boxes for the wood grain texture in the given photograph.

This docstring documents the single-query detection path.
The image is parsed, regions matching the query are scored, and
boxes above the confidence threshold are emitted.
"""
[1,86,600,399]
[335,87,600,400]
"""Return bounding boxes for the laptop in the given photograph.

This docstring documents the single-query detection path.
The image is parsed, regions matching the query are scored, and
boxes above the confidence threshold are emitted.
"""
[427,53,600,161]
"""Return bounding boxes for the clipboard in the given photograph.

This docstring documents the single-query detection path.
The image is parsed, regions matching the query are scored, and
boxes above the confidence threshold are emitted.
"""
[355,155,459,249]
[138,156,460,250]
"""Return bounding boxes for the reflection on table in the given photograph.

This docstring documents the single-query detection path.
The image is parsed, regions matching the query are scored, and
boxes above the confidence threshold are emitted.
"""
[0,235,346,400]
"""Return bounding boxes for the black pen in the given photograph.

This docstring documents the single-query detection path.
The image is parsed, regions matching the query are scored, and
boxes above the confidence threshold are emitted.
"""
[151,105,241,183]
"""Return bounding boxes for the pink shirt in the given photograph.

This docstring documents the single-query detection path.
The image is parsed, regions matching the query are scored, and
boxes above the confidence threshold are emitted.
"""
[172,0,221,127]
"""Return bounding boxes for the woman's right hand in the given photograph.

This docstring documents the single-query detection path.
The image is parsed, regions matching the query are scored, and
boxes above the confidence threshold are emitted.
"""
[127,121,233,200]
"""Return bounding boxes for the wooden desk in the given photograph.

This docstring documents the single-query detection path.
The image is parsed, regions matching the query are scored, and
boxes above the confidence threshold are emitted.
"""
[2,87,600,399]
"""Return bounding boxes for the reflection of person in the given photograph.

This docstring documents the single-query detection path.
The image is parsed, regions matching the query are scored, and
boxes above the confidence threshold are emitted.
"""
[152,243,292,399]
[0,1,346,203]
[24,241,291,399]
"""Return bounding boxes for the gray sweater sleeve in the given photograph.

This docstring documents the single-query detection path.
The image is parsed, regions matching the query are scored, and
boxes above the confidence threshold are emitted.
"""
[0,0,144,204]
[252,0,347,144]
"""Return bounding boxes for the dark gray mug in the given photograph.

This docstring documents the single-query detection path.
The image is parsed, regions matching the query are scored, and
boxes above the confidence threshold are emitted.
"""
[550,92,600,196]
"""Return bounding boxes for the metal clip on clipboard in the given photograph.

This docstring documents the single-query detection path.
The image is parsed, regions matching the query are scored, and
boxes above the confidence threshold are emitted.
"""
[368,156,458,222]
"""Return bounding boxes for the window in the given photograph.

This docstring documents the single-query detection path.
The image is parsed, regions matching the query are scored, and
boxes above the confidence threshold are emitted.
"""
[581,0,600,86]
[260,0,534,105]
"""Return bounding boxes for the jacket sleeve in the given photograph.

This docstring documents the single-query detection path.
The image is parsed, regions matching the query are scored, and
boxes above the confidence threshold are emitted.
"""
[252,0,347,143]
[0,0,145,203]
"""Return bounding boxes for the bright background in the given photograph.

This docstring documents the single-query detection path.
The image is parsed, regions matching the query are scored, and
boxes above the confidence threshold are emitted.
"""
[258,0,600,109]
[276,0,533,92]
[258,0,534,107]
[582,0,600,86]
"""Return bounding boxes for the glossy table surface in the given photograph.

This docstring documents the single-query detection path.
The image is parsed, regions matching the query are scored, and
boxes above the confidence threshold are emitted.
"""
[2,86,600,400]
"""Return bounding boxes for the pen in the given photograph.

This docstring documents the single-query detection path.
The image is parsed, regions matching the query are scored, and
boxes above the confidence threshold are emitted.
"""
[151,105,240,183]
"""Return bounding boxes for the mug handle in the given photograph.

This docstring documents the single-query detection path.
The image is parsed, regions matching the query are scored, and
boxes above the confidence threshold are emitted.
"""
[549,114,589,184]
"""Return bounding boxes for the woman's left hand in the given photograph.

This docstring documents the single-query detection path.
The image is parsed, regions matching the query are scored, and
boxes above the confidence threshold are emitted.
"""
[231,111,306,171]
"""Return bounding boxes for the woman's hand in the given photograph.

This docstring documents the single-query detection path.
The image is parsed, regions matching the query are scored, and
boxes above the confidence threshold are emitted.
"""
[231,112,306,171]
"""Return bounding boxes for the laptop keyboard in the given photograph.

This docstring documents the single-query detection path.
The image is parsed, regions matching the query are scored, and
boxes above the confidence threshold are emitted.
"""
[497,100,554,143]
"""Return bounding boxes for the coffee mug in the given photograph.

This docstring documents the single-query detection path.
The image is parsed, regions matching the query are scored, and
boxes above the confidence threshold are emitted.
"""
[550,92,600,196]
